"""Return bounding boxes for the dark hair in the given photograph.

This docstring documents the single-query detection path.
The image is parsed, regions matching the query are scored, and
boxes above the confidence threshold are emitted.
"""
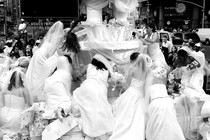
[7,71,24,91]
[130,52,140,62]
[162,35,168,39]
[64,55,72,64]
[189,42,195,48]
[64,32,80,53]
[172,46,178,53]
[177,49,188,58]
[28,39,35,46]
[91,58,108,70]
[132,32,136,37]
[147,22,156,32]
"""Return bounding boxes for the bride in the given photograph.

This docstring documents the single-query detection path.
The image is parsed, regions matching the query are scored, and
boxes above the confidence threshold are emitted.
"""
[109,53,150,140]
[25,21,80,102]
[0,68,31,139]
[28,55,82,140]
[140,22,185,140]
[73,54,122,140]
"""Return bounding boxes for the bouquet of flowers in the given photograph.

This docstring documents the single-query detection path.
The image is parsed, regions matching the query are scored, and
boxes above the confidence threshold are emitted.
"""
[152,66,168,79]
[167,68,183,96]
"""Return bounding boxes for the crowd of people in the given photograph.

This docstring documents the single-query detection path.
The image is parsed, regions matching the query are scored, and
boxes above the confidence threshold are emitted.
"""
[0,19,210,140]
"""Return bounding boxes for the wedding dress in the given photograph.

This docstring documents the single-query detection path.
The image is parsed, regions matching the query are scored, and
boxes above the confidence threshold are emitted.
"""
[25,21,64,102]
[146,82,185,140]
[146,33,168,69]
[175,67,205,139]
[73,64,114,138]
[0,91,25,136]
[109,78,145,140]
[145,57,184,140]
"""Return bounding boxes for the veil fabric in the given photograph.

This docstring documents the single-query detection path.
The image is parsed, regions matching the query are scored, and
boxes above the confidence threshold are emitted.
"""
[85,0,108,9]
[113,0,139,13]
[25,21,64,101]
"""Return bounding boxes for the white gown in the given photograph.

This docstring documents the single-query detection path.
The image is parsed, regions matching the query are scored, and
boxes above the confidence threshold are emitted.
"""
[73,64,114,137]
[146,84,185,140]
[109,78,145,140]
[175,67,206,139]
[42,69,72,119]
[146,34,167,68]
[0,94,25,135]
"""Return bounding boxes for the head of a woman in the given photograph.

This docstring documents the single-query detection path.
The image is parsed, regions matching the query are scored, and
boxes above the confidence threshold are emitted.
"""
[171,46,178,53]
[146,22,156,33]
[91,58,108,71]
[57,31,81,56]
[7,69,24,91]
[177,49,188,62]
[130,52,140,63]
[132,54,150,74]
[92,54,112,74]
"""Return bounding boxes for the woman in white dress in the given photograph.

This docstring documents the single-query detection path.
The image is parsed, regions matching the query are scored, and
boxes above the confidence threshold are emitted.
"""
[28,55,82,140]
[142,23,185,140]
[172,47,207,139]
[73,54,120,140]
[0,68,31,139]
[109,53,150,140]
[25,21,80,102]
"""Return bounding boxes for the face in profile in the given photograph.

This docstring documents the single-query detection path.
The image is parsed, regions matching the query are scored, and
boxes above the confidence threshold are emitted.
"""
[146,26,152,34]
[57,42,72,56]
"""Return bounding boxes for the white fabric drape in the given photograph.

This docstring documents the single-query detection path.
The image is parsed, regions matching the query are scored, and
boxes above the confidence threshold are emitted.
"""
[85,0,109,9]
[78,25,142,65]
[113,0,139,13]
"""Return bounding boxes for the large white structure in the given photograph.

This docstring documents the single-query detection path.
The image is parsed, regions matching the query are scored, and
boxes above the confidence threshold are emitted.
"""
[73,0,143,66]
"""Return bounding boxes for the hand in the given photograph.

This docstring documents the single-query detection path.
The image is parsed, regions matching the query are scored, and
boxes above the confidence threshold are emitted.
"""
[55,107,64,122]
[71,106,81,118]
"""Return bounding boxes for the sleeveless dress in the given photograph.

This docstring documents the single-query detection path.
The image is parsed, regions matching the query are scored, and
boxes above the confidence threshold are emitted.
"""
[73,64,114,138]
[146,33,167,68]
[109,78,145,140]
[146,71,185,140]
[0,94,25,136]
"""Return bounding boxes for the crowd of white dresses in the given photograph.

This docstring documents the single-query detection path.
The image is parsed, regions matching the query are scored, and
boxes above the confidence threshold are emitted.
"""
[0,21,210,140]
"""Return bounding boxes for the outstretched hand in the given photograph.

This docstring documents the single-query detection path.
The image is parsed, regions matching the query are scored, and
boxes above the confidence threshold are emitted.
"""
[54,107,64,122]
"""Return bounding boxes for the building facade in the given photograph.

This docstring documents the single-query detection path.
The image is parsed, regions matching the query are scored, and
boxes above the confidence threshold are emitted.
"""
[139,0,210,30]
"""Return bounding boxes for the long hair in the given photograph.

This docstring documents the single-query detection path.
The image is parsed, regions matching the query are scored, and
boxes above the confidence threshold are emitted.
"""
[7,70,24,91]
[64,32,80,53]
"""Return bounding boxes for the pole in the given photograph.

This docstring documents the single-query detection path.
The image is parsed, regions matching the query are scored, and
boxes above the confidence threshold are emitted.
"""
[202,0,205,28]
[4,0,7,37]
